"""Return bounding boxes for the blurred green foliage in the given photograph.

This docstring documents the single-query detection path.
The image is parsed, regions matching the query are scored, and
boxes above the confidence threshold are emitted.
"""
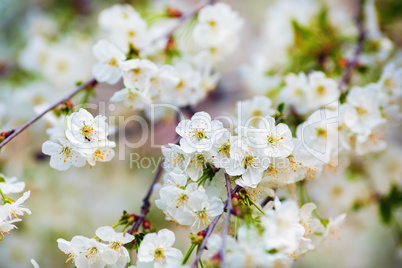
[287,7,346,75]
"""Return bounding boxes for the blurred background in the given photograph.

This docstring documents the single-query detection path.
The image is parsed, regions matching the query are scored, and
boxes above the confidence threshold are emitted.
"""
[0,0,402,267]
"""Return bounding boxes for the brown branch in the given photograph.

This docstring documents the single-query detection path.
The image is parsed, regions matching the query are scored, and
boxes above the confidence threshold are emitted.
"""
[0,78,97,149]
[128,163,164,234]
[191,209,223,268]
[338,0,366,93]
[192,185,240,268]
[218,173,233,266]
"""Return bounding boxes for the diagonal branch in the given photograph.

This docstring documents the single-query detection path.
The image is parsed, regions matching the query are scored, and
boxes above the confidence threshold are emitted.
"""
[192,184,240,268]
[0,0,218,150]
[218,173,233,266]
[0,78,97,149]
[128,163,164,234]
[338,0,366,93]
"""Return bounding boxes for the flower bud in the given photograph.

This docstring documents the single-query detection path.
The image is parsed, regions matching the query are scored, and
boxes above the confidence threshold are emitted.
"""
[166,7,182,18]
[231,197,239,207]
[189,233,204,244]
[0,130,15,143]
[143,219,151,229]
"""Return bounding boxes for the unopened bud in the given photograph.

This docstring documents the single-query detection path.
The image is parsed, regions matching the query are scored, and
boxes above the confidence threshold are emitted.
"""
[165,36,176,51]
[143,219,151,229]
[166,7,182,18]
[198,230,207,237]
[128,214,136,224]
[189,233,204,244]
[60,101,73,114]
[231,197,239,207]
[0,130,15,141]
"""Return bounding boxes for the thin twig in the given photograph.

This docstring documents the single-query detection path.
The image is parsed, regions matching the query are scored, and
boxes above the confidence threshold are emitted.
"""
[0,78,97,149]
[338,0,366,93]
[192,210,223,268]
[192,185,240,268]
[218,173,233,266]
[128,163,164,234]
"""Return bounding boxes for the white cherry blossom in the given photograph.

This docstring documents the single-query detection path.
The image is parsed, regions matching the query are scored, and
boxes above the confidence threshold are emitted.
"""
[161,143,190,172]
[249,115,294,158]
[193,3,244,62]
[98,4,148,53]
[262,198,305,255]
[237,96,276,127]
[42,139,87,171]
[226,137,270,188]
[65,108,111,154]
[157,62,204,107]
[176,112,224,153]
[344,85,385,142]
[137,229,183,268]
[86,143,116,167]
[306,71,339,110]
[92,40,126,84]
[2,191,31,219]
[70,235,118,268]
[279,72,309,114]
[175,188,224,233]
[95,226,134,268]
[155,183,199,222]
[0,174,25,195]
[186,151,212,181]
[210,129,232,169]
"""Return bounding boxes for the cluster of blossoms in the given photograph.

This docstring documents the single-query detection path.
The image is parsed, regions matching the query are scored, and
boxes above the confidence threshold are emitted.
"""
[207,198,345,267]
[279,71,339,114]
[160,109,319,197]
[0,175,31,241]
[92,3,243,110]
[58,226,134,268]
[58,227,184,268]
[153,105,346,265]
[294,62,402,163]
[42,108,115,170]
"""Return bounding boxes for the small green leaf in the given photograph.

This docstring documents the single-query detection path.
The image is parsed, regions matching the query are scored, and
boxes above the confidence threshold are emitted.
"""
[320,218,330,228]
[267,249,278,254]
[277,103,285,114]
[378,185,402,224]
[379,197,392,224]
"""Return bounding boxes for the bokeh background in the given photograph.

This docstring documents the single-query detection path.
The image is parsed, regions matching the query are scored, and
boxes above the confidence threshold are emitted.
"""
[1,0,402,267]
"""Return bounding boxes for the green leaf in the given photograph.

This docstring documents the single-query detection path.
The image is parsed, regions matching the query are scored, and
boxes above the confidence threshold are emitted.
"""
[378,185,402,224]
[267,249,278,254]
[0,176,5,183]
[379,197,392,224]
[277,103,285,114]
